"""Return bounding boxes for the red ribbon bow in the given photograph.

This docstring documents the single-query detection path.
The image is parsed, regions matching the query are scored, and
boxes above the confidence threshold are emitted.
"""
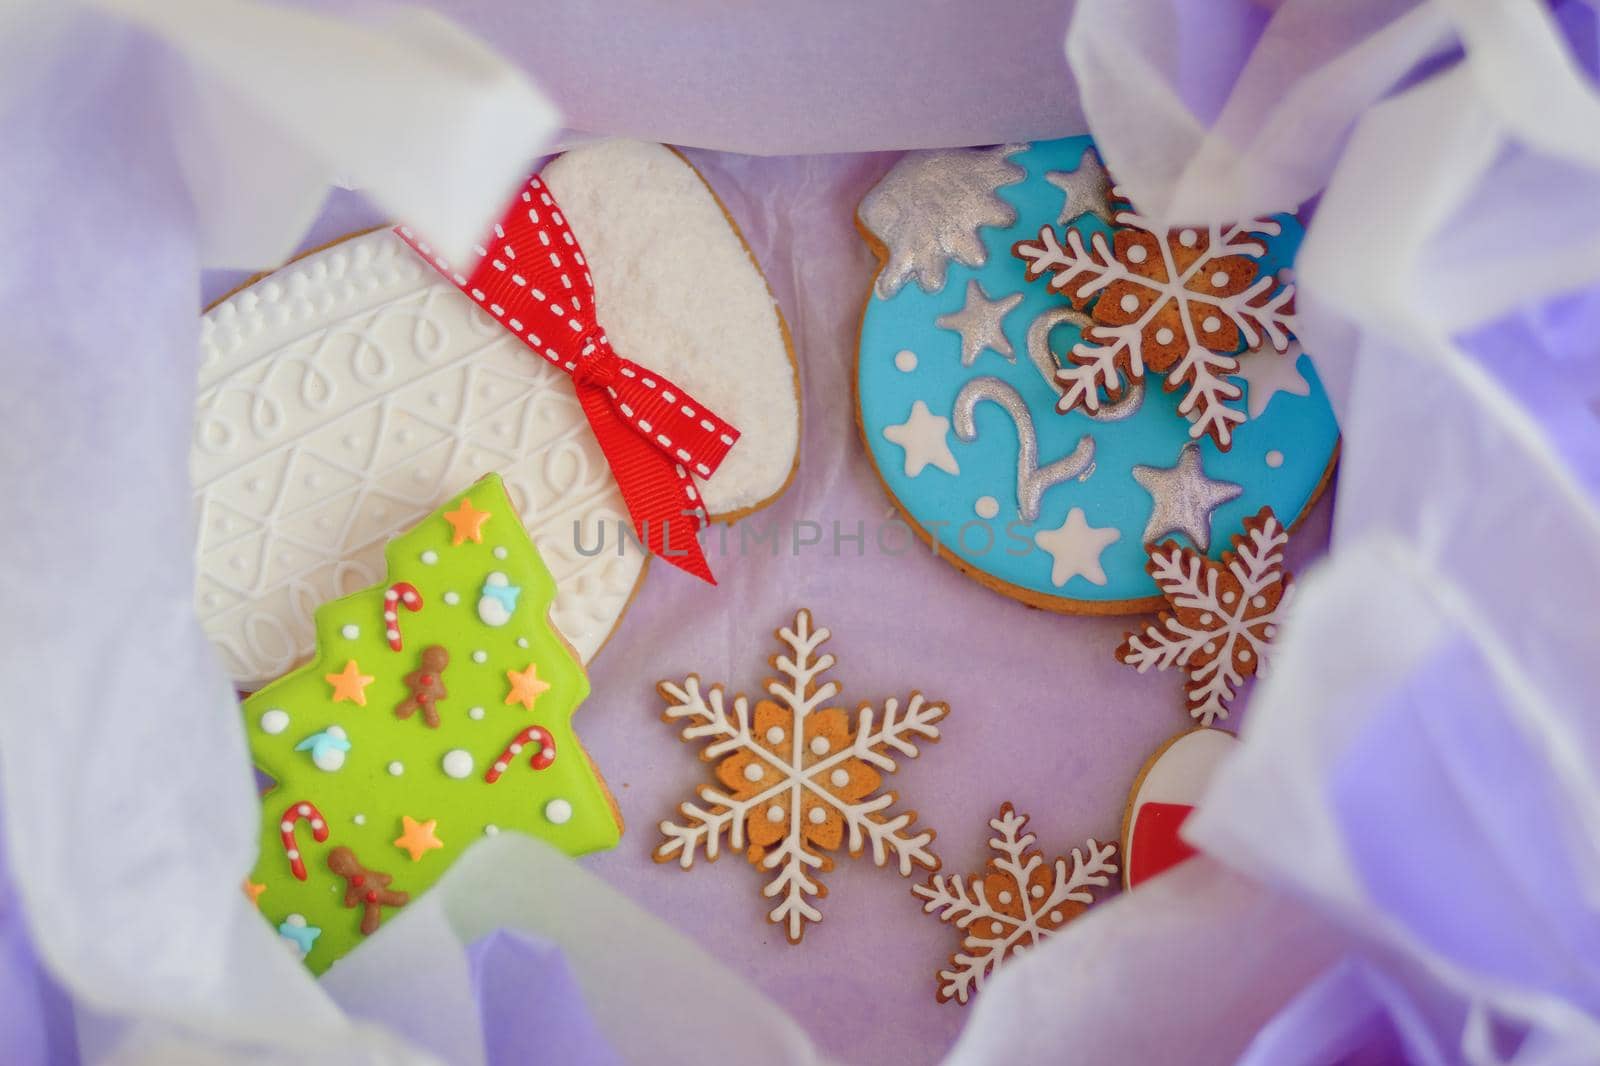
[395,175,739,583]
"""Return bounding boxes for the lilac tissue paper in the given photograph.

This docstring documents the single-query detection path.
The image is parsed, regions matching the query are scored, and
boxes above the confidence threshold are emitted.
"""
[4,1,1600,1065]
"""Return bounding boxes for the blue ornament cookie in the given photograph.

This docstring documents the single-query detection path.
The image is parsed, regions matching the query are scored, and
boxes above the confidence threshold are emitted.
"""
[855,137,1338,611]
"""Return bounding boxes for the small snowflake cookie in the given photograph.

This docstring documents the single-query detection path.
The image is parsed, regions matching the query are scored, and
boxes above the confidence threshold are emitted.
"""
[655,609,947,943]
[242,474,620,972]
[1117,506,1293,724]
[194,140,800,688]
[913,803,1116,1005]
[855,137,1338,613]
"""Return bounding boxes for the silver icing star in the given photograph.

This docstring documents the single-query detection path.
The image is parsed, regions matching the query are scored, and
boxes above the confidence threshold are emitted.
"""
[935,279,1023,366]
[1131,443,1243,552]
[860,145,1026,299]
[1044,148,1114,228]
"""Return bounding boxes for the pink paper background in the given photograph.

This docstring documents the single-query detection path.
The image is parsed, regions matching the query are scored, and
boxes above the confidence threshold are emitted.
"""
[206,150,1333,1064]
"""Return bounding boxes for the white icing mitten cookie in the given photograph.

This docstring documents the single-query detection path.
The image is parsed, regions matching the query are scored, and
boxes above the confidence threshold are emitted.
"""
[193,141,799,686]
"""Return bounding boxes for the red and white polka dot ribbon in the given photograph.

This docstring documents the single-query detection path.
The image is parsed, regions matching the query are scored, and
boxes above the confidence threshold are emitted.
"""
[396,175,740,584]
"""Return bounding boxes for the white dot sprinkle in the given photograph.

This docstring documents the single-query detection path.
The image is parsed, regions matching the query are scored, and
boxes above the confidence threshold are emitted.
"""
[1179,229,1198,247]
[1200,612,1213,625]
[387,761,404,776]
[894,349,918,372]
[810,737,829,756]
[472,650,488,664]
[765,726,785,744]
[808,807,827,825]
[442,750,474,779]
[1155,327,1174,344]
[744,763,765,782]
[975,496,1000,520]
[353,814,366,826]
[1211,270,1230,288]
[340,624,359,640]
[516,637,529,649]
[1050,910,1063,923]
[990,920,1004,934]
[830,769,851,787]
[1127,245,1148,263]
[998,891,1013,904]
[1119,293,1139,313]
[1266,450,1285,468]
[484,824,499,836]
[469,706,485,720]
[767,804,784,822]
[259,709,289,735]
[1202,315,1222,333]
[1264,624,1278,639]
[443,591,460,606]
[1223,590,1237,603]
[1204,642,1217,654]
[420,550,438,565]
[544,798,573,824]
[1030,885,1044,898]
[1240,647,1254,661]
[493,546,508,559]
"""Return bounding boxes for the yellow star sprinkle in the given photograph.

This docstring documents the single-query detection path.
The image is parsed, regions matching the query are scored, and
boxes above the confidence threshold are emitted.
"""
[504,662,551,710]
[393,815,444,863]
[325,660,375,705]
[443,497,492,545]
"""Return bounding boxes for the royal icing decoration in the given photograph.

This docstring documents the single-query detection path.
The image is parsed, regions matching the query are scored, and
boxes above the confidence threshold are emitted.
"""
[1117,506,1292,724]
[1121,727,1237,889]
[194,141,798,687]
[856,137,1338,613]
[913,803,1117,1005]
[242,475,619,972]
[1013,187,1295,451]
[485,724,557,783]
[382,582,423,651]
[655,609,948,943]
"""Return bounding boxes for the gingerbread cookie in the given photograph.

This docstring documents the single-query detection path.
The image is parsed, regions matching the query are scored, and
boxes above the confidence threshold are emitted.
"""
[242,474,620,972]
[913,803,1116,1005]
[1121,727,1237,890]
[1116,505,1293,724]
[194,140,800,687]
[654,609,947,943]
[855,138,1337,613]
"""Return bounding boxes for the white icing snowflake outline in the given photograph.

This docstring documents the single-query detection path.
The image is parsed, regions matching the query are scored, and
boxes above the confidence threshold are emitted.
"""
[913,803,1116,1005]
[1118,506,1292,724]
[1014,189,1296,450]
[655,609,947,942]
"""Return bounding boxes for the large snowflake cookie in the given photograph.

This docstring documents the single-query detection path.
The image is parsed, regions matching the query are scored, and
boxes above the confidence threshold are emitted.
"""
[1117,506,1292,724]
[194,141,800,686]
[243,474,619,972]
[655,609,947,943]
[913,803,1116,1005]
[856,137,1338,613]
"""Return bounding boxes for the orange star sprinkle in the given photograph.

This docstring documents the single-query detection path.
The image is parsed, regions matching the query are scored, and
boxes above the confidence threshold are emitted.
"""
[325,660,375,705]
[393,815,445,863]
[504,662,551,710]
[242,879,267,908]
[443,497,492,545]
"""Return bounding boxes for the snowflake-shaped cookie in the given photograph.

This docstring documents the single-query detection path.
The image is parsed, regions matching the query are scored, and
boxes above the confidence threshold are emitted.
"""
[913,803,1116,1005]
[656,609,947,943]
[1012,192,1296,450]
[1117,506,1292,724]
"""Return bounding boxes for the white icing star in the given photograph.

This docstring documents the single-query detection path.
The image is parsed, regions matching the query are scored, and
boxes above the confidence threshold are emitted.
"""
[1044,149,1115,227]
[1130,443,1243,552]
[935,279,1023,366]
[1230,340,1311,419]
[1033,508,1120,587]
[883,401,960,478]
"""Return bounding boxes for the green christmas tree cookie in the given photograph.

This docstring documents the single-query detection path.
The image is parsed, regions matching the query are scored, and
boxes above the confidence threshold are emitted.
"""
[241,473,622,972]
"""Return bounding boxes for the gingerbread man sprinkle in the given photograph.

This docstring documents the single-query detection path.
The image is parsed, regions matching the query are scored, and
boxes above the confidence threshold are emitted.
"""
[394,645,449,728]
[327,846,409,935]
